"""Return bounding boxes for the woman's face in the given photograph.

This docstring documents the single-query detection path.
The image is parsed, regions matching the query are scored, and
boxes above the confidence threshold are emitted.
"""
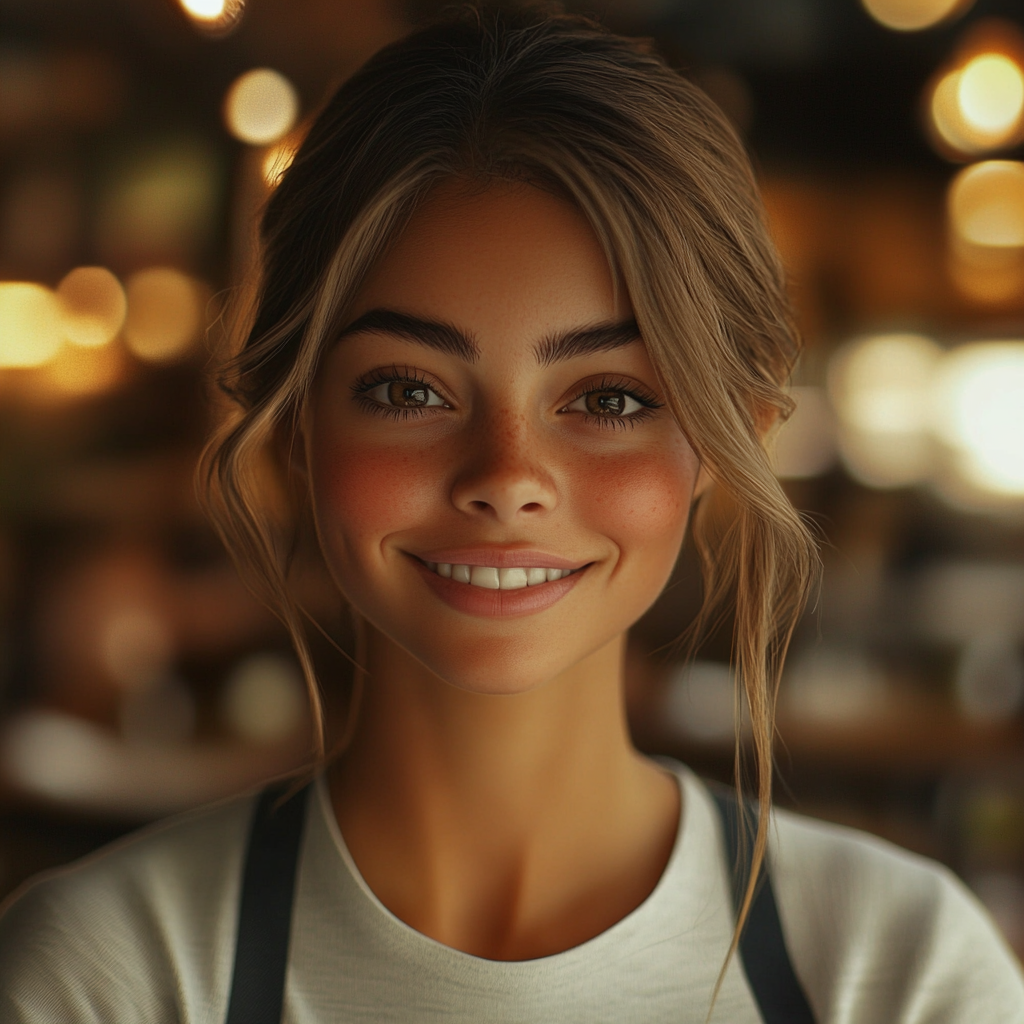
[306,181,701,695]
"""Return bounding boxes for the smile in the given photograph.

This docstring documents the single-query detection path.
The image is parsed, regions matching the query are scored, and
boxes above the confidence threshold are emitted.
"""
[423,563,576,589]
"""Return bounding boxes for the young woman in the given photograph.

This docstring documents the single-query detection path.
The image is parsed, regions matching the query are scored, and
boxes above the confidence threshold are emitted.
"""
[1,8,1021,1022]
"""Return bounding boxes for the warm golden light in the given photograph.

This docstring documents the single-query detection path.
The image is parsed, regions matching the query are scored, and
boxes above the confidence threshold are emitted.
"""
[123,268,203,362]
[179,0,227,18]
[261,141,298,188]
[861,0,971,32]
[0,282,64,368]
[56,267,127,349]
[959,53,1024,135]
[42,342,125,398]
[932,343,1024,495]
[224,68,298,146]
[930,55,1024,155]
[948,161,1024,247]
[828,333,941,488]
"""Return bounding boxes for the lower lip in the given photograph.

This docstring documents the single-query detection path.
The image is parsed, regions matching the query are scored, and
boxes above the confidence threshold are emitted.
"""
[411,558,587,618]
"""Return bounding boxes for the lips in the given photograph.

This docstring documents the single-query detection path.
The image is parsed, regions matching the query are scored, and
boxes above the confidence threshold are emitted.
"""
[408,551,590,618]
[424,562,575,590]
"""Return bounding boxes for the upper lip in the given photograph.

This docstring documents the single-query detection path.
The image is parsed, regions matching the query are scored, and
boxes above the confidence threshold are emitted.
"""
[410,548,588,570]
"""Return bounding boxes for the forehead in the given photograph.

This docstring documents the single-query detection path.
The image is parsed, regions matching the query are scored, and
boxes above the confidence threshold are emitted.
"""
[349,180,631,336]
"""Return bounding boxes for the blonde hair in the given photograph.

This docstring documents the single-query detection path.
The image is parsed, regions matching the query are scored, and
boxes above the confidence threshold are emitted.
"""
[201,4,818,999]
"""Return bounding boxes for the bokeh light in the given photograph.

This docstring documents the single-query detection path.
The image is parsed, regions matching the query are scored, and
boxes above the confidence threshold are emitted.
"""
[179,0,227,18]
[828,333,941,488]
[56,266,126,349]
[221,653,305,743]
[959,54,1024,136]
[123,268,203,363]
[861,0,972,32]
[224,68,298,146]
[177,0,244,34]
[931,56,1024,155]
[948,161,1024,248]
[772,386,838,479]
[0,282,63,368]
[932,342,1024,495]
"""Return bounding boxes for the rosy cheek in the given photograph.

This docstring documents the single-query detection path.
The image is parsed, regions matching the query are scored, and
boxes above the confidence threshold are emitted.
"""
[574,443,695,550]
[311,439,441,559]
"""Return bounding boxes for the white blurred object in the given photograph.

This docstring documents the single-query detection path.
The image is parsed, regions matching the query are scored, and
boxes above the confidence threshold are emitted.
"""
[224,69,298,146]
[932,342,1024,496]
[783,647,889,723]
[828,333,940,488]
[0,710,305,819]
[954,633,1024,722]
[222,652,306,743]
[664,661,744,743]
[772,386,838,479]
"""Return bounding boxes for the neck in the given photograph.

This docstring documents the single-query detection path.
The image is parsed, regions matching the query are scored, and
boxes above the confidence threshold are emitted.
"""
[329,623,679,960]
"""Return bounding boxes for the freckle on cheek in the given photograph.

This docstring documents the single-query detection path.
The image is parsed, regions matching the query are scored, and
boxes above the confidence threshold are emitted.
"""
[315,444,438,530]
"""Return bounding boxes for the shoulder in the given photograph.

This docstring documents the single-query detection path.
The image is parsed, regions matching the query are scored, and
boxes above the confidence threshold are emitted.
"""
[0,790,257,1024]
[769,806,1024,1022]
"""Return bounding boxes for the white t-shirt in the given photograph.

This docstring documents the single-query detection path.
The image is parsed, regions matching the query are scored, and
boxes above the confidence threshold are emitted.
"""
[0,762,1021,1023]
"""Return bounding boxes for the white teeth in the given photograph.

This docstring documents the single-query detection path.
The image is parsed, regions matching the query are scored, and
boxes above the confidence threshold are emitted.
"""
[498,567,528,590]
[427,561,577,589]
[470,566,500,589]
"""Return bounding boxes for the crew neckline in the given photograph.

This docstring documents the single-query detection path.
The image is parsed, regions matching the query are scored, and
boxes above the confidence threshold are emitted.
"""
[312,759,703,967]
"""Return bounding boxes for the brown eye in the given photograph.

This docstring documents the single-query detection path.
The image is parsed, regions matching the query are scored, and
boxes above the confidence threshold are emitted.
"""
[585,390,627,416]
[388,381,429,407]
[563,387,647,420]
[365,379,447,410]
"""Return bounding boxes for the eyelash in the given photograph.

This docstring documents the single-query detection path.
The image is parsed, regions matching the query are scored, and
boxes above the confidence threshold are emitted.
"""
[350,366,450,421]
[561,376,663,431]
[350,368,663,429]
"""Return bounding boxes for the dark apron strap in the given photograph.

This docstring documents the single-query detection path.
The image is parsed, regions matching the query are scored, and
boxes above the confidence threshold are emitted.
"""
[225,781,311,1024]
[710,788,817,1024]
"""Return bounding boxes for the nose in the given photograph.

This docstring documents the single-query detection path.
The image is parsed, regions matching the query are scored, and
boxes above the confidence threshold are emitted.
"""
[450,409,558,523]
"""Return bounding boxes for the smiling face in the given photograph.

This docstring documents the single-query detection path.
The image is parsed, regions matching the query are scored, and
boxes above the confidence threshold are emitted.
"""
[305,181,701,695]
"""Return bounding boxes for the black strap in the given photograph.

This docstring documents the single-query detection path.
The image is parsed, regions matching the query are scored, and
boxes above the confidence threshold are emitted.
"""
[224,778,813,1024]
[711,788,817,1024]
[225,781,311,1024]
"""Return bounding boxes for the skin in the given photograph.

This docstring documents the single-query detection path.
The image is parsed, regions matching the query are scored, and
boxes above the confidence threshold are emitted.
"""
[305,180,705,961]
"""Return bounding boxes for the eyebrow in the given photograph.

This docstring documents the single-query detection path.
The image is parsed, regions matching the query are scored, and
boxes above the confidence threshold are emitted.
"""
[534,319,641,366]
[337,309,641,366]
[338,309,480,362]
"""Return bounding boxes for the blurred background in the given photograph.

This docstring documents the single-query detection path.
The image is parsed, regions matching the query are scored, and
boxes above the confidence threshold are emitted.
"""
[1,0,1024,958]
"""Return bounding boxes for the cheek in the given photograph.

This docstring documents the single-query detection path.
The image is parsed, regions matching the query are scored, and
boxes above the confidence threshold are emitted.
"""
[310,437,441,562]
[574,439,696,555]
